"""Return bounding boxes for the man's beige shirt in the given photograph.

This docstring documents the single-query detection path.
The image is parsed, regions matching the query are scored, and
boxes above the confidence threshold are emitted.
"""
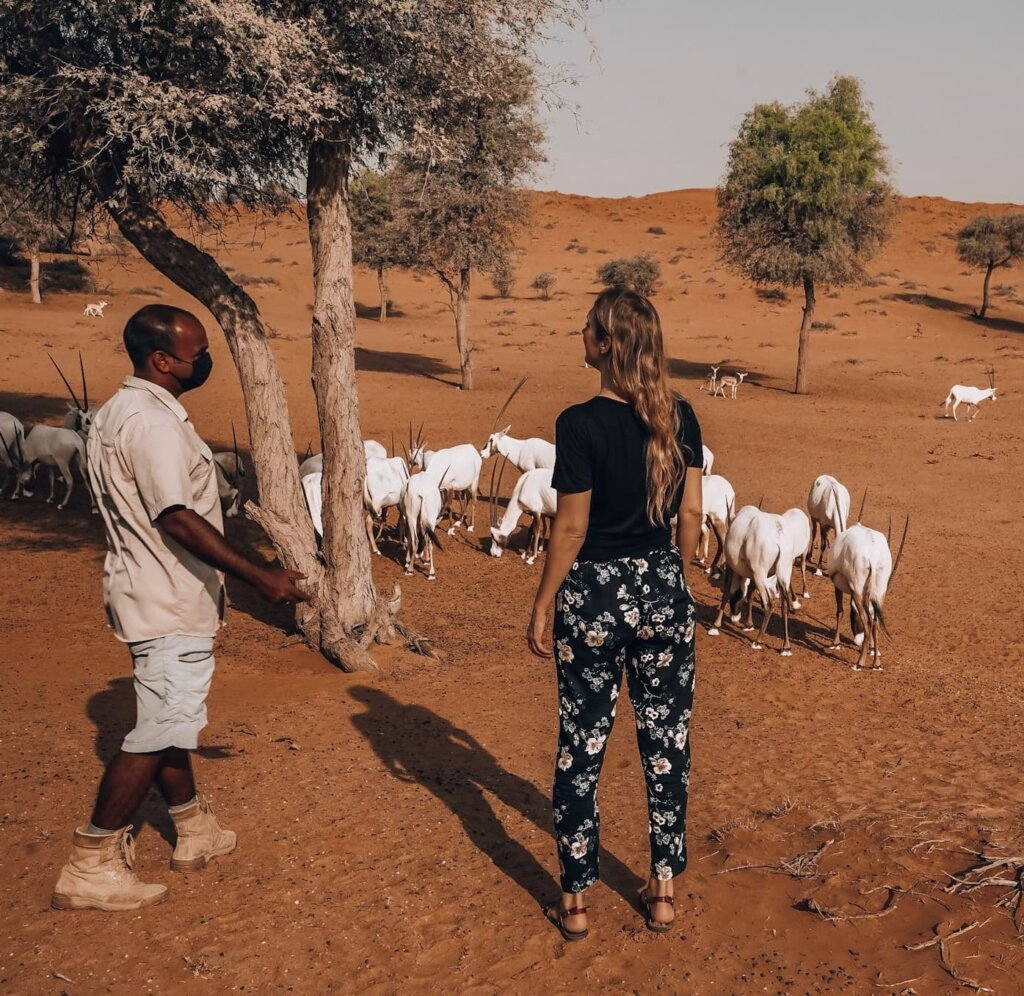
[87,377,225,642]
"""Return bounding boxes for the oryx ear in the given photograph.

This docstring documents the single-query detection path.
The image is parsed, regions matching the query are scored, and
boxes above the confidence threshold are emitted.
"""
[490,527,501,541]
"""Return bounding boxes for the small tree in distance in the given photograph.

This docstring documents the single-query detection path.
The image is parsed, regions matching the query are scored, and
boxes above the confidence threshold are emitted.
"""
[350,170,404,322]
[491,257,517,298]
[956,214,1024,319]
[597,252,660,296]
[716,75,896,394]
[531,271,555,299]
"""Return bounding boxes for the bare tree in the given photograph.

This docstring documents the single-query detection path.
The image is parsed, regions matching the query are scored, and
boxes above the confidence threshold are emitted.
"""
[716,76,896,394]
[957,214,1024,319]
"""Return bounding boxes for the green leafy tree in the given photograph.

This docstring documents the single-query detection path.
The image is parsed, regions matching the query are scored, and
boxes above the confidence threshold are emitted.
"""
[716,76,896,393]
[350,170,403,322]
[596,253,660,296]
[956,214,1024,319]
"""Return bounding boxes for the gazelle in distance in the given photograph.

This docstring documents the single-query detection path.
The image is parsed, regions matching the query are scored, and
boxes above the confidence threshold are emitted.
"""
[83,300,108,317]
[807,474,851,575]
[698,365,720,394]
[715,371,747,399]
[488,462,556,564]
[942,366,997,421]
[827,513,909,671]
[51,353,97,441]
[708,503,796,656]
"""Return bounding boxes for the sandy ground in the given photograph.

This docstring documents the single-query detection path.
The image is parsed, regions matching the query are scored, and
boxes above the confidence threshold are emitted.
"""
[1,189,1023,994]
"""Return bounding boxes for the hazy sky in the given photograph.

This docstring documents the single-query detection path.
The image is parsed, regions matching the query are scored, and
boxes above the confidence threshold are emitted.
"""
[536,0,1023,203]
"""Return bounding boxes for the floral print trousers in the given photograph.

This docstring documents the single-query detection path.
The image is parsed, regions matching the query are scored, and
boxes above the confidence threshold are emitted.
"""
[552,545,696,893]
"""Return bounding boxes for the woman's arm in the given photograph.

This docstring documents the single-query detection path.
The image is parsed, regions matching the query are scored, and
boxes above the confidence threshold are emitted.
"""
[527,490,591,657]
[674,467,704,566]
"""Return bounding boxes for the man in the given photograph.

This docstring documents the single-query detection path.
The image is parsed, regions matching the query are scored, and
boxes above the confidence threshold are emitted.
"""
[52,304,309,912]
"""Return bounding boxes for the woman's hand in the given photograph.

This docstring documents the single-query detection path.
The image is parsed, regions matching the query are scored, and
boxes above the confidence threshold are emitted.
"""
[527,600,553,658]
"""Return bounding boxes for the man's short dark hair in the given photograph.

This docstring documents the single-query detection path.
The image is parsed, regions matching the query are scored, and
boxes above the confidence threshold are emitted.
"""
[123,305,194,367]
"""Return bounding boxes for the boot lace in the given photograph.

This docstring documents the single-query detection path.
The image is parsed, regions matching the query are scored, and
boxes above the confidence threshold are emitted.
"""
[120,827,137,870]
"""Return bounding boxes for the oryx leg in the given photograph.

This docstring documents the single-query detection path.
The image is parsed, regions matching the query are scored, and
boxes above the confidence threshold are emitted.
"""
[850,591,872,670]
[366,511,382,556]
[466,485,478,533]
[778,581,793,656]
[968,403,979,421]
[709,521,727,577]
[697,520,709,565]
[751,581,774,651]
[951,399,960,422]
[829,587,844,650]
[708,568,736,636]
[425,535,436,581]
[869,607,882,670]
[799,553,809,599]
[56,461,75,510]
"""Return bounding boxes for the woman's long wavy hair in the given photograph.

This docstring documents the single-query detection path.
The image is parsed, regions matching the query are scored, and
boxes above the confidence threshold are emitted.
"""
[589,288,686,526]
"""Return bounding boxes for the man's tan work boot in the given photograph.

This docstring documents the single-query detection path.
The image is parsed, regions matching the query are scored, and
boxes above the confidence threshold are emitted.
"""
[51,826,169,911]
[169,793,237,871]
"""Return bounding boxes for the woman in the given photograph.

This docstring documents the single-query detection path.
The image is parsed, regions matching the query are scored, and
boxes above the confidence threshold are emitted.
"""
[527,287,704,940]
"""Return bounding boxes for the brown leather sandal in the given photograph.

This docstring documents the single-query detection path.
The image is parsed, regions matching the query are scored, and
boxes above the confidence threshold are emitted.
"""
[639,890,674,933]
[545,902,589,941]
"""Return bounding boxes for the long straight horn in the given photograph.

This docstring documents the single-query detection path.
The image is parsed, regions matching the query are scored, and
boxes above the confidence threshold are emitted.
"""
[79,350,89,411]
[494,455,509,525]
[857,486,868,524]
[488,453,502,527]
[408,421,414,458]
[390,430,396,461]
[756,494,764,510]
[49,354,82,410]
[231,422,239,463]
[303,439,312,461]
[415,421,425,449]
[891,516,910,579]
[886,511,892,547]
[490,376,528,435]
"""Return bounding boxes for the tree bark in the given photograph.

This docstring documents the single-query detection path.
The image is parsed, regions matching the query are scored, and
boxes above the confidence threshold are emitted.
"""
[377,266,388,322]
[979,262,994,319]
[308,136,403,672]
[98,185,323,644]
[794,275,815,394]
[455,267,474,390]
[30,249,41,304]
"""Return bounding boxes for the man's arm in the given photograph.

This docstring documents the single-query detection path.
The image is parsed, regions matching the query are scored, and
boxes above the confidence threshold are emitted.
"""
[158,507,309,604]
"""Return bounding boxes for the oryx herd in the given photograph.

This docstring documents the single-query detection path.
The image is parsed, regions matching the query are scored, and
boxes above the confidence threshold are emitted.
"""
[0,352,247,518]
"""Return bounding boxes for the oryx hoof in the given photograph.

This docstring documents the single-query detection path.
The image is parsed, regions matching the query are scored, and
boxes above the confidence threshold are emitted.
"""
[446,528,456,536]
[46,497,54,504]
[427,574,436,582]
[707,627,720,636]
[741,625,755,633]
[750,641,764,651]
[466,525,474,533]
[814,569,824,577]
[526,556,536,565]
[802,591,810,599]
[828,643,842,651]
[780,648,793,657]
[791,600,802,611]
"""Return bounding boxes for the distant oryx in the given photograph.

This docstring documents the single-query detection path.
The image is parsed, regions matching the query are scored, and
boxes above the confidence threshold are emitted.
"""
[51,352,97,441]
[489,463,556,565]
[942,366,997,421]
[0,412,26,498]
[3,424,97,512]
[212,424,246,518]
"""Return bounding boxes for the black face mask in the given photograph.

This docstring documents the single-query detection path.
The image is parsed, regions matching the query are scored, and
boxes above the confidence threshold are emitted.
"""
[166,350,213,392]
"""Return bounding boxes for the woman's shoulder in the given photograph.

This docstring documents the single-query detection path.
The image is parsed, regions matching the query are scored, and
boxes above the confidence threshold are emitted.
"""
[675,394,699,422]
[556,396,604,427]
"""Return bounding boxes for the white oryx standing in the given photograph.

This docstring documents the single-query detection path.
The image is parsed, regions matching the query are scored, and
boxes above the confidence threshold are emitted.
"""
[479,428,555,471]
[363,455,410,556]
[212,424,246,518]
[83,300,108,317]
[298,439,388,479]
[701,444,714,476]
[11,425,97,512]
[708,504,795,655]
[489,465,556,564]
[827,516,909,671]
[407,424,483,534]
[779,507,812,608]
[401,470,446,581]
[806,474,851,575]
[51,353,98,441]
[697,473,735,575]
[942,366,997,421]
[0,412,26,497]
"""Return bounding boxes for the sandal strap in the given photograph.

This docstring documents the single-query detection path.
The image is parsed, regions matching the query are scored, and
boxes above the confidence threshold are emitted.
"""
[645,893,674,907]
[559,905,587,919]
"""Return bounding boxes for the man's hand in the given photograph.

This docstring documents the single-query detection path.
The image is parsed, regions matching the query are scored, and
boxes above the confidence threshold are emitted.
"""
[253,567,310,605]
[527,600,553,658]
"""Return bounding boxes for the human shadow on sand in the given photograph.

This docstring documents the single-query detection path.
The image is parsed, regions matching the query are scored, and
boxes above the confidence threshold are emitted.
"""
[348,685,644,910]
[86,677,234,846]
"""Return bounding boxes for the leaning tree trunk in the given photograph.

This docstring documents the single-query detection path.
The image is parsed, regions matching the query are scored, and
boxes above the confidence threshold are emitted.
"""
[979,262,995,319]
[794,274,815,394]
[98,183,323,644]
[377,266,388,322]
[29,249,41,304]
[455,267,474,390]
[307,137,407,672]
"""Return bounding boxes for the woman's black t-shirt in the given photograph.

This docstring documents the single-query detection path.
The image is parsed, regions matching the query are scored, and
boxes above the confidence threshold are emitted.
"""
[551,396,703,561]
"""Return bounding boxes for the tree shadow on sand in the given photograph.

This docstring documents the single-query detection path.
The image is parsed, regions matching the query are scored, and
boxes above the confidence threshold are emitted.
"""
[348,685,644,909]
[887,292,1024,335]
[85,678,234,846]
[355,346,459,386]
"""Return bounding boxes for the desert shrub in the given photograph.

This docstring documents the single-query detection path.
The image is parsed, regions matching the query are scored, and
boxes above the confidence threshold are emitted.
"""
[647,225,666,235]
[811,320,835,330]
[757,287,788,302]
[490,259,516,298]
[596,253,660,295]
[993,283,1016,297]
[836,311,850,317]
[234,272,279,288]
[129,285,164,297]
[531,271,556,299]
[263,255,282,263]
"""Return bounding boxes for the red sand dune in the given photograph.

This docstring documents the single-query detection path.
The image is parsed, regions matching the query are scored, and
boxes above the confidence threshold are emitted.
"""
[1,189,1023,992]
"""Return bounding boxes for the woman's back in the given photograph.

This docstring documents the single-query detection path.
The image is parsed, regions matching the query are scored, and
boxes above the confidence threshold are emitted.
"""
[552,395,703,561]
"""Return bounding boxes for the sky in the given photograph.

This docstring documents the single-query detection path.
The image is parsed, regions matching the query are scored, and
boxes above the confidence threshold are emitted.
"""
[536,0,1024,203]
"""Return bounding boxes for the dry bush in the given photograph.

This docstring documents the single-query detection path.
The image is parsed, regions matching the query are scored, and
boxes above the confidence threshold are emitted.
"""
[596,253,660,296]
[812,320,835,330]
[647,225,666,235]
[234,273,279,288]
[756,287,788,302]
[531,271,555,300]
[129,285,165,297]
